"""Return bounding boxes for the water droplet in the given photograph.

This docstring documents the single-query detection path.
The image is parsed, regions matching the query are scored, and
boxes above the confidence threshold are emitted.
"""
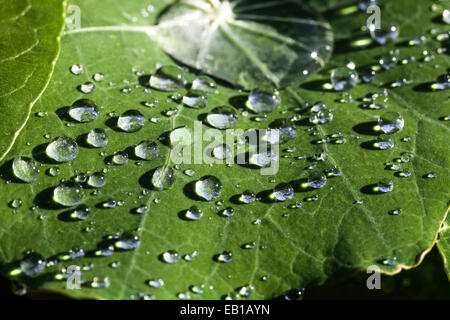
[162,250,180,264]
[115,232,141,250]
[307,172,327,189]
[20,253,46,277]
[330,67,359,91]
[68,99,99,123]
[206,106,238,129]
[373,180,394,193]
[182,91,208,109]
[70,205,90,220]
[191,76,218,93]
[243,242,256,249]
[249,151,278,168]
[185,206,203,221]
[135,141,159,160]
[184,169,196,177]
[237,285,254,297]
[93,73,104,82]
[90,277,111,288]
[389,209,402,216]
[79,82,96,94]
[216,251,232,263]
[219,207,235,217]
[377,112,404,134]
[150,65,186,91]
[373,136,394,150]
[266,119,297,144]
[70,64,84,75]
[212,144,233,160]
[12,157,40,183]
[443,9,450,24]
[370,25,400,45]
[87,172,106,188]
[86,129,108,148]
[239,190,256,204]
[309,103,333,125]
[48,167,61,177]
[270,183,294,201]
[246,86,281,114]
[112,152,129,165]
[169,127,192,147]
[425,173,437,179]
[190,285,203,294]
[46,137,78,162]
[53,181,84,207]
[432,74,450,90]
[9,199,22,209]
[177,292,191,300]
[195,176,222,201]
[148,278,164,288]
[118,110,145,132]
[152,166,175,190]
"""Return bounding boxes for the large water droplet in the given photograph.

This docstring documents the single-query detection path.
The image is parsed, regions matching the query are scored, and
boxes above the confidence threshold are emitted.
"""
[266,119,297,144]
[53,181,84,207]
[307,172,327,189]
[212,144,233,160]
[195,176,222,201]
[152,166,175,190]
[12,157,40,183]
[182,91,208,109]
[150,65,186,91]
[87,129,108,148]
[46,137,78,162]
[135,141,159,160]
[206,106,238,129]
[117,110,145,132]
[169,127,192,147]
[246,86,281,114]
[68,99,99,123]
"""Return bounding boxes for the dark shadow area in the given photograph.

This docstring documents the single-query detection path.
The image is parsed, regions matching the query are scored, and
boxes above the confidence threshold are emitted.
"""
[413,82,435,92]
[182,181,204,202]
[300,80,333,92]
[104,117,120,132]
[32,144,57,164]
[0,160,26,184]
[352,122,380,136]
[360,140,382,151]
[360,184,381,195]
[138,169,158,190]
[33,187,61,210]
[229,95,248,111]
[55,107,73,123]
[138,75,151,88]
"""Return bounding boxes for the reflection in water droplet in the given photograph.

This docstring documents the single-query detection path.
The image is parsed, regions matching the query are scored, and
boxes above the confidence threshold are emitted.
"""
[373,136,394,150]
[309,103,333,125]
[68,99,99,123]
[206,106,238,129]
[150,65,186,91]
[10,199,22,209]
[12,157,40,183]
[195,176,222,201]
[246,86,281,114]
[266,119,297,144]
[239,190,256,204]
[370,25,400,45]
[307,172,327,189]
[46,137,78,162]
[87,129,108,148]
[373,180,394,193]
[53,181,84,207]
[113,152,129,165]
[219,207,235,217]
[118,110,145,132]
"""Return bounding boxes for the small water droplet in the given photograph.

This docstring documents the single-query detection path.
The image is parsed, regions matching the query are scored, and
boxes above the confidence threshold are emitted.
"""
[377,112,404,134]
[87,172,106,188]
[53,181,84,207]
[93,73,104,82]
[182,91,208,109]
[239,190,256,204]
[373,180,394,193]
[20,252,46,277]
[134,140,159,161]
[162,250,180,264]
[270,183,294,201]
[216,251,232,263]
[330,66,358,91]
[307,171,327,189]
[370,25,400,45]
[112,152,129,165]
[185,206,203,221]
[70,205,90,220]
[79,82,96,94]
[148,278,164,288]
[9,199,22,209]
[115,232,141,250]
[86,129,108,148]
[70,64,84,75]
[191,76,218,93]
[212,144,233,160]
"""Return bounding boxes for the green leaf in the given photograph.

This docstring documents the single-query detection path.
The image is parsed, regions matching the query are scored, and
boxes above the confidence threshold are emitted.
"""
[150,0,333,89]
[0,0,449,300]
[0,0,66,161]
